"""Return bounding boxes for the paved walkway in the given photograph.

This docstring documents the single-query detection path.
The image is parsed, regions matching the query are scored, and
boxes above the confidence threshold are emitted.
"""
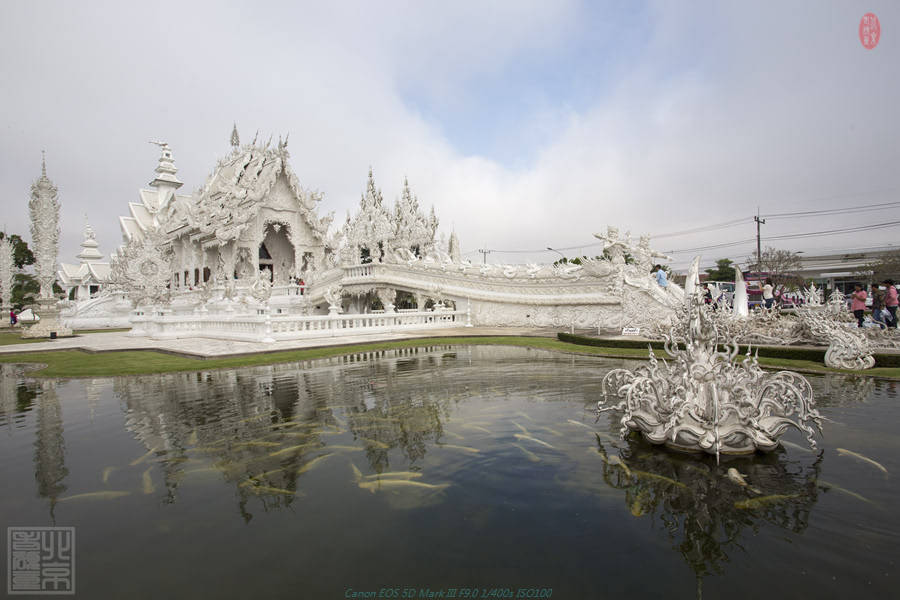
[0,327,558,359]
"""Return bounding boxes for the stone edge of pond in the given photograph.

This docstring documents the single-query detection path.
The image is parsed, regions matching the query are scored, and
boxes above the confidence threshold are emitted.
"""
[0,334,898,380]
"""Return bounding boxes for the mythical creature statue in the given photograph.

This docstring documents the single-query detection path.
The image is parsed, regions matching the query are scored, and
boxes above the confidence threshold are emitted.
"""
[109,228,174,307]
[323,286,342,311]
[248,269,273,304]
[803,282,823,306]
[598,291,823,458]
[795,301,875,370]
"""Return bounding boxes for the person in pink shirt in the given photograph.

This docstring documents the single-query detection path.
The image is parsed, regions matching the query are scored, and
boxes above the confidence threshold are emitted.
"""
[883,279,898,329]
[850,284,868,328]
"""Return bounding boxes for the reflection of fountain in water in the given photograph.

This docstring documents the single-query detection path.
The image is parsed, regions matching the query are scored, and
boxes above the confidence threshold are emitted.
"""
[599,293,823,458]
[594,433,822,596]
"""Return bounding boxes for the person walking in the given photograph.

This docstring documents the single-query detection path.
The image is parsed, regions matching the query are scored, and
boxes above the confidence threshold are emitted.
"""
[871,284,887,329]
[883,279,898,329]
[850,284,868,328]
[9,309,16,326]
[762,278,775,309]
[653,264,668,289]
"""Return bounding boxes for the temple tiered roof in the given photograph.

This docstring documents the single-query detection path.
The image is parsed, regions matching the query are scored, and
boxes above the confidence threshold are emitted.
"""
[119,132,331,248]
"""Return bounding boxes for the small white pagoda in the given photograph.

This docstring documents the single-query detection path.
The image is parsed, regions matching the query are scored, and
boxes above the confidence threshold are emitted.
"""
[58,221,111,301]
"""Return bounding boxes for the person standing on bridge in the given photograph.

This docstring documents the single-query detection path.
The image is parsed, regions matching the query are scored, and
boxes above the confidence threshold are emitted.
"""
[653,265,667,289]
[850,284,868,328]
[883,279,898,329]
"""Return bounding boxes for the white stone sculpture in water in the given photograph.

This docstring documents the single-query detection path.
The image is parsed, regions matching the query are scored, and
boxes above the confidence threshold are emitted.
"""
[598,290,823,458]
[796,295,875,370]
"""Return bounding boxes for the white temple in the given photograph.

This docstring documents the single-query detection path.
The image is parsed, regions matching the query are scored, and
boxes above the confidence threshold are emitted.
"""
[56,126,685,340]
[58,221,111,301]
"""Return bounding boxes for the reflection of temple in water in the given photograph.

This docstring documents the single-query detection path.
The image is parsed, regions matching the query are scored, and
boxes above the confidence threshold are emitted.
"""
[0,364,17,428]
[33,382,69,510]
[113,345,533,514]
[593,434,822,591]
[811,374,877,408]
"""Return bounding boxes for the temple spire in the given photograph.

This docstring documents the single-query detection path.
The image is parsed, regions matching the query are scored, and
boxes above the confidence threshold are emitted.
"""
[76,216,103,263]
[147,140,183,191]
[41,150,47,178]
[230,123,240,148]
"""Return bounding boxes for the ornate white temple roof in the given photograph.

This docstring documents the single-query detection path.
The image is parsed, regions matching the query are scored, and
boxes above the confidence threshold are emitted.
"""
[58,262,111,287]
[118,130,331,248]
[190,134,330,243]
[58,220,111,288]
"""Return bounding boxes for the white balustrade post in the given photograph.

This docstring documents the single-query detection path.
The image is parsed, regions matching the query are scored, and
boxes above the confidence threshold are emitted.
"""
[465,298,473,327]
[261,303,275,343]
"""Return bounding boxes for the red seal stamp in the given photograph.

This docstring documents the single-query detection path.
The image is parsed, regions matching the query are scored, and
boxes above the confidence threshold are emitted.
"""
[859,13,880,50]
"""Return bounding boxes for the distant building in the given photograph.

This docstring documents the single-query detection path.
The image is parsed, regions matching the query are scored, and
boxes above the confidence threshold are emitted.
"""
[57,221,111,301]
[795,247,899,292]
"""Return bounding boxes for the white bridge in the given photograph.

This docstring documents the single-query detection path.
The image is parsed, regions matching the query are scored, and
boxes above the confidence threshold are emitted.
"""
[63,256,683,343]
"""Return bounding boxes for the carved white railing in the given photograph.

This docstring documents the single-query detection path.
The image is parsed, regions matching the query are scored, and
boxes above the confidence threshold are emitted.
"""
[343,264,374,279]
[130,308,466,343]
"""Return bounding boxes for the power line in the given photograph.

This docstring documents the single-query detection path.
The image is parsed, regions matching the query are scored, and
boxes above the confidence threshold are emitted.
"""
[763,199,900,219]
[665,219,900,255]
[651,217,752,240]
[461,207,900,259]
[765,219,900,240]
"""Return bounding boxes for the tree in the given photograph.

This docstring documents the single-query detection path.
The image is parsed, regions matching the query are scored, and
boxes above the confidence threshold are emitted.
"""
[704,258,736,282]
[0,231,41,309]
[860,249,900,283]
[747,246,803,291]
[0,232,35,269]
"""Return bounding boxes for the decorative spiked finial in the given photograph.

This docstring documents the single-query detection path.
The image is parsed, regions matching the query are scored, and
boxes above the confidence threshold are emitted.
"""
[41,150,47,178]
[230,123,240,148]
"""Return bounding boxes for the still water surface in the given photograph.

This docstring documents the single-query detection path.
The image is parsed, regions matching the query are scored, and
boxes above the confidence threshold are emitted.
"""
[0,346,897,599]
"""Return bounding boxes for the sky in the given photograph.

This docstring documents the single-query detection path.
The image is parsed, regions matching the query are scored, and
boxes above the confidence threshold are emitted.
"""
[1,1,897,273]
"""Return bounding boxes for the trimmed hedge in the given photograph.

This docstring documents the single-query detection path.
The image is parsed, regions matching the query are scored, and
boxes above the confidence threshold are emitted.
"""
[557,332,900,368]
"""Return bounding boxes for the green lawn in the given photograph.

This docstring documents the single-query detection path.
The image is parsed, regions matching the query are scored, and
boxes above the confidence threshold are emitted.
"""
[0,328,131,346]
[0,331,45,346]
[1,335,898,379]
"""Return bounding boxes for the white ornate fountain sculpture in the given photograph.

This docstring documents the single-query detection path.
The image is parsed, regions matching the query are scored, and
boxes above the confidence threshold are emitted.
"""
[598,289,823,457]
[0,236,15,328]
[796,291,875,370]
[22,155,72,338]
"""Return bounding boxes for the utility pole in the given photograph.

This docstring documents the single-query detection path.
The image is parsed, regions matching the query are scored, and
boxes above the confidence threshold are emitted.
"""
[478,248,492,264]
[753,208,766,271]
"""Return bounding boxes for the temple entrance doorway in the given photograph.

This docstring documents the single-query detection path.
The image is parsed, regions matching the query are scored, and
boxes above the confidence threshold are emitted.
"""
[259,223,295,284]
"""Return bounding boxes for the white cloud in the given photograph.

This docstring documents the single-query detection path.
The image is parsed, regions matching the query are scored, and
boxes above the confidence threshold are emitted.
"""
[0,1,897,275]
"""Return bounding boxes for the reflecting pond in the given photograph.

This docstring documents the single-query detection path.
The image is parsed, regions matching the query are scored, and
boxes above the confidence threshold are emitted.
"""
[0,346,897,599]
